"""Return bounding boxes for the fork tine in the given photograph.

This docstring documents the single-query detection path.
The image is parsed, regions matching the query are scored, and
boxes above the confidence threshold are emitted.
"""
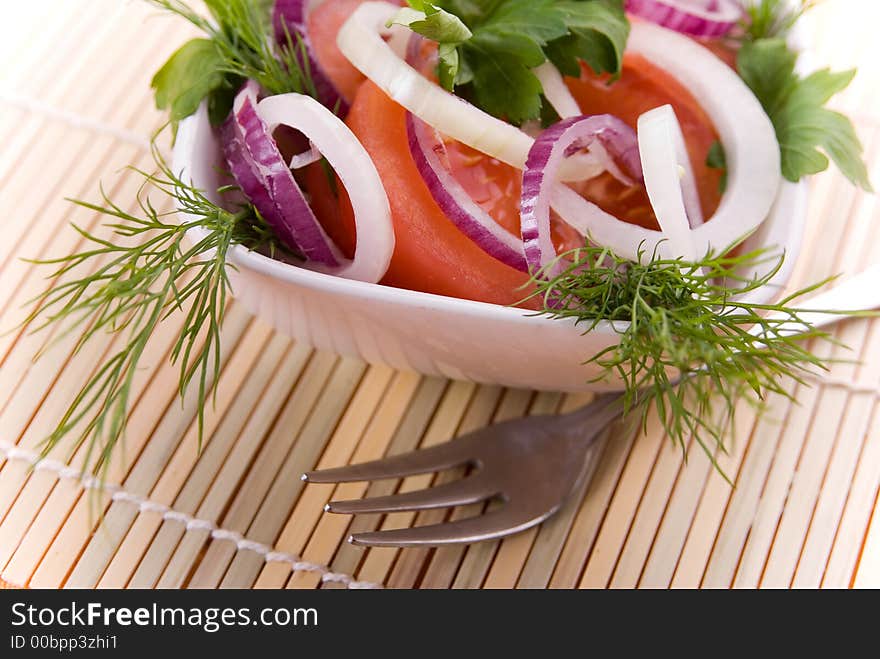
[325,476,496,514]
[349,506,546,547]
[302,439,476,483]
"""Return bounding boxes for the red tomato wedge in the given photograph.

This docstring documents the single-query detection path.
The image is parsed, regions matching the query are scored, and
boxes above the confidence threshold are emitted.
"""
[307,0,405,102]
[306,0,371,102]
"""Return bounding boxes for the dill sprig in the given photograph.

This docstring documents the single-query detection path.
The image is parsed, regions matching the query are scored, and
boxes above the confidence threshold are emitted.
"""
[526,243,844,471]
[22,141,280,479]
[741,0,820,41]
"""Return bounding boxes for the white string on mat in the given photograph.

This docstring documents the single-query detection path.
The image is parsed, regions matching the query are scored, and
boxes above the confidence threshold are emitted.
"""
[0,90,152,151]
[0,440,383,590]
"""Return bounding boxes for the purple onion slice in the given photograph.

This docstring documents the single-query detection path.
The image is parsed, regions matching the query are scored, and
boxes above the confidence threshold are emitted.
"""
[521,115,643,275]
[406,112,528,271]
[222,82,340,266]
[626,0,743,39]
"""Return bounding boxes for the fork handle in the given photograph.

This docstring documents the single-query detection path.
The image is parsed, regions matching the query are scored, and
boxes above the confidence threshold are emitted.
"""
[564,392,625,431]
[763,264,880,335]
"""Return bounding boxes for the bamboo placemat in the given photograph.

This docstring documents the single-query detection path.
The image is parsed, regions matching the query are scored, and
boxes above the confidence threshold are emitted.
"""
[1,0,878,590]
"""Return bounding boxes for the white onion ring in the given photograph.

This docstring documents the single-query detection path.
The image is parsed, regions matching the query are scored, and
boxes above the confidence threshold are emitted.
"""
[638,104,702,259]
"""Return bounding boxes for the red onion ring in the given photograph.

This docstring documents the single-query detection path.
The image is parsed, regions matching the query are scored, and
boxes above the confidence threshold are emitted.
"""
[625,0,743,38]
[406,112,528,271]
[220,114,284,232]
[257,93,395,283]
[521,115,643,275]
[273,0,349,115]
[222,82,340,266]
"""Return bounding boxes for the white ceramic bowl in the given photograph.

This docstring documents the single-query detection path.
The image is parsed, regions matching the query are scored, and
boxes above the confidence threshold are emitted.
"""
[174,97,807,394]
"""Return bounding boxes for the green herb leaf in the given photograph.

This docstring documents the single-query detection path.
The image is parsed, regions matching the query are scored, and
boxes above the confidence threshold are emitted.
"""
[545,0,629,78]
[741,0,817,42]
[407,0,630,123]
[706,140,728,194]
[738,38,872,191]
[465,43,545,122]
[151,39,226,123]
[454,0,569,122]
[391,4,472,43]
[468,0,568,45]
[434,0,496,26]
[438,43,462,89]
[389,4,472,89]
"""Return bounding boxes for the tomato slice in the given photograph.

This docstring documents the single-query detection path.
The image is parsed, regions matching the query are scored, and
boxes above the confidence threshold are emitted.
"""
[306,0,370,102]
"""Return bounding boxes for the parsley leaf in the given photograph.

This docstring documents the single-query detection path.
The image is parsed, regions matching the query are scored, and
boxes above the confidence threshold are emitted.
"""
[468,0,568,46]
[467,43,546,120]
[545,0,629,78]
[741,0,817,42]
[388,4,472,89]
[737,38,872,190]
[401,0,628,124]
[390,4,472,43]
[151,39,227,124]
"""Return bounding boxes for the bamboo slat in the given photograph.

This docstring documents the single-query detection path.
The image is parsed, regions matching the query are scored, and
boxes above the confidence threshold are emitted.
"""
[1,0,878,590]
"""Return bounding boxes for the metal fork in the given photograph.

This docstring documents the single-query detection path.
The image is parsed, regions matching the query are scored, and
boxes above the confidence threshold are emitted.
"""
[304,393,624,546]
[304,265,880,547]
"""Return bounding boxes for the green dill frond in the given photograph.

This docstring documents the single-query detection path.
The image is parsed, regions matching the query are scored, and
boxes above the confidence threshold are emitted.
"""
[21,139,283,482]
[526,242,849,471]
[741,0,820,41]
